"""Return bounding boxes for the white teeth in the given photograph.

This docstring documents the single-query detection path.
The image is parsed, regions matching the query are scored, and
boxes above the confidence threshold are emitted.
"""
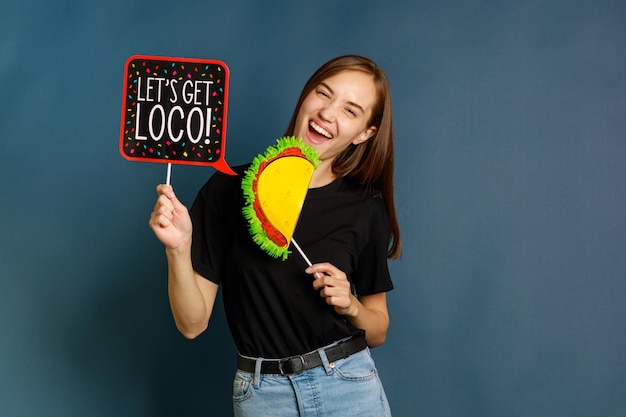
[310,121,333,139]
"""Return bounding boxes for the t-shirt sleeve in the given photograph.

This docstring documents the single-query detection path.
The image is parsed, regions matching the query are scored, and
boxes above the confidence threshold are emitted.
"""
[189,174,226,284]
[353,195,394,296]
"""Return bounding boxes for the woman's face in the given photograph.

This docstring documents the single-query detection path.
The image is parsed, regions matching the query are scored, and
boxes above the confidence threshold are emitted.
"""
[293,70,378,163]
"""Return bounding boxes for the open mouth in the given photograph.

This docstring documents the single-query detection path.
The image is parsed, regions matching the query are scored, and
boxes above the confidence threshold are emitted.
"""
[309,121,333,140]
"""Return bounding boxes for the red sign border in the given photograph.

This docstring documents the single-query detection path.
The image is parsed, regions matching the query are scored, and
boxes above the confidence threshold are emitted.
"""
[119,54,231,169]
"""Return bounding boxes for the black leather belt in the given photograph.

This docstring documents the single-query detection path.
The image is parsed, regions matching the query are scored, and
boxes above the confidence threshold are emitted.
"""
[237,335,367,375]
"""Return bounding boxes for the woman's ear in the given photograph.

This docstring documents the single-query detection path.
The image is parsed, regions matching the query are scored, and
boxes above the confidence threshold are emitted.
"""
[352,126,377,145]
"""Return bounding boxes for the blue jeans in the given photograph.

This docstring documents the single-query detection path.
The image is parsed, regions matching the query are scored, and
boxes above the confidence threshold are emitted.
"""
[232,347,392,417]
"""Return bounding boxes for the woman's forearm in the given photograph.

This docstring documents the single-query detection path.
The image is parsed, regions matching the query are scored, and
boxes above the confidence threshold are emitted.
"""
[344,293,390,348]
[166,246,217,339]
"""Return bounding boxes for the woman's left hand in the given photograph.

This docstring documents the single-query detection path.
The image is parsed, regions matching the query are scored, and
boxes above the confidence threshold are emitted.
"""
[307,263,358,317]
[307,262,390,347]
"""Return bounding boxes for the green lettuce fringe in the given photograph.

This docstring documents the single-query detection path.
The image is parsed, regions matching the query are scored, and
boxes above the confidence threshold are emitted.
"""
[241,136,320,260]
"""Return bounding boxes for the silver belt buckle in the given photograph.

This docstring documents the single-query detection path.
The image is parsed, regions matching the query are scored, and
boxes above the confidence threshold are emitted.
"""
[278,355,305,375]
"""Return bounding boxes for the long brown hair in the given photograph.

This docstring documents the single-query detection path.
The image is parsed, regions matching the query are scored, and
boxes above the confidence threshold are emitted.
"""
[284,55,402,259]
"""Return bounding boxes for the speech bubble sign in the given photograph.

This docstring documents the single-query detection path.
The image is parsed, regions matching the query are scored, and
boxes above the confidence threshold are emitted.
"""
[119,55,234,175]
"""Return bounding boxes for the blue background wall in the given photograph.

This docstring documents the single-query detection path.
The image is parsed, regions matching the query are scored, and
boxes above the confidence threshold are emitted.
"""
[1,1,625,416]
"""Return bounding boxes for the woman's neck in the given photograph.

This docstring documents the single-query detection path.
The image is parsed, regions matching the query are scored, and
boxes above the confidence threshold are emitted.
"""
[309,161,336,189]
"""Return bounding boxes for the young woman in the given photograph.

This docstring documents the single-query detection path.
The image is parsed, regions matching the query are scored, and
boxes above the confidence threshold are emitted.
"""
[150,55,402,416]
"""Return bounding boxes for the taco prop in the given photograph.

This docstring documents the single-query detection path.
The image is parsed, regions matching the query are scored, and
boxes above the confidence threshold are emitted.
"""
[242,136,320,261]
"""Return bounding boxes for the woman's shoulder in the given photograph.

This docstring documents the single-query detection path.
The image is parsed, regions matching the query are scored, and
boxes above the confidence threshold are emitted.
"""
[322,178,387,223]
[193,164,249,207]
[338,177,384,203]
[201,163,248,189]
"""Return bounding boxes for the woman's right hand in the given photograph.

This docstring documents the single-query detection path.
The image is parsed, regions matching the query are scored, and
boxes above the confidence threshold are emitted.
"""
[149,184,192,251]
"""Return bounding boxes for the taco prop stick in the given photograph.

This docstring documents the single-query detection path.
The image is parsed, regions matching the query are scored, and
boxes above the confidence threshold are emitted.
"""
[242,136,320,261]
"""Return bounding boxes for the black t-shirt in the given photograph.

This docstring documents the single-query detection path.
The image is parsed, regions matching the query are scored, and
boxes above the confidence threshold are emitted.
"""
[190,164,394,358]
